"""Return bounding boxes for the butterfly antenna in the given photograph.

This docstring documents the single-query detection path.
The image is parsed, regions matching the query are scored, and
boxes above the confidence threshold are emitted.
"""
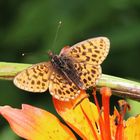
[21,52,32,58]
[21,53,29,56]
[21,22,62,57]
[21,51,47,57]
[51,21,62,50]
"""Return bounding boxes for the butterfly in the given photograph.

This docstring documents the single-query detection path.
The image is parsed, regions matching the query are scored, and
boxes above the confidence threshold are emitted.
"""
[13,37,110,101]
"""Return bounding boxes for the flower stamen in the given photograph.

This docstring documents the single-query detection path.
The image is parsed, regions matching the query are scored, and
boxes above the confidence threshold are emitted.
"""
[115,100,130,140]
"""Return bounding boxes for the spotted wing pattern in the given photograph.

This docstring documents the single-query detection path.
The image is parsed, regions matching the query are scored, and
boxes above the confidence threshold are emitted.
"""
[49,71,80,101]
[13,37,110,101]
[63,37,110,65]
[59,37,110,91]
[14,62,52,92]
[73,63,101,88]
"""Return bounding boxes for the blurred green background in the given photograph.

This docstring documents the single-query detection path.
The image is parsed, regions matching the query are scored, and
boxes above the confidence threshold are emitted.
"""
[0,0,140,139]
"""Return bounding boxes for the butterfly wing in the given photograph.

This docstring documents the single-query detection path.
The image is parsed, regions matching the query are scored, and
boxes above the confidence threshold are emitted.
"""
[61,37,110,65]
[73,63,101,88]
[49,71,80,101]
[13,37,109,101]
[14,62,52,92]
[59,37,110,89]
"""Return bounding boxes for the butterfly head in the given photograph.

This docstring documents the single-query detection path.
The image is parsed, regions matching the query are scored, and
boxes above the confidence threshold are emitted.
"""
[48,50,54,59]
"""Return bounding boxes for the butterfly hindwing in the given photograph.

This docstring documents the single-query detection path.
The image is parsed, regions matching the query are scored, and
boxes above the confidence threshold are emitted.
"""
[49,71,80,101]
[73,63,101,88]
[14,62,52,92]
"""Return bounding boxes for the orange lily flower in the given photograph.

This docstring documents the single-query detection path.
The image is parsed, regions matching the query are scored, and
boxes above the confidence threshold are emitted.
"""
[0,87,140,140]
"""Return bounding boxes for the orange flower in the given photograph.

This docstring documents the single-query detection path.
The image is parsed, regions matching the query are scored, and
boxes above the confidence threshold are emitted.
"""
[0,87,140,140]
[0,104,76,140]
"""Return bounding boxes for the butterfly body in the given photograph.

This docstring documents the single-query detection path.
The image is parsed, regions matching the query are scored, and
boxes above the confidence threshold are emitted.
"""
[14,37,110,101]
[50,52,84,90]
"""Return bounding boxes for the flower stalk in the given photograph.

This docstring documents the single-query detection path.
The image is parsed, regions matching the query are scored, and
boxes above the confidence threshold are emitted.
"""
[0,62,140,101]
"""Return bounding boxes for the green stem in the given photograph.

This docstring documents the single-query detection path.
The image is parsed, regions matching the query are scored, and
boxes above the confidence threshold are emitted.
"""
[0,62,140,101]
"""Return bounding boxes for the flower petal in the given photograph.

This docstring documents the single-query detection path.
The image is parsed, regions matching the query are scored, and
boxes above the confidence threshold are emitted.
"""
[0,104,76,140]
[53,90,100,140]
[124,114,140,140]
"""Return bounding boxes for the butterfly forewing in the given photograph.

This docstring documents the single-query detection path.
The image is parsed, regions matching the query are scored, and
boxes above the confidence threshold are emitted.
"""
[14,62,52,92]
[49,71,80,101]
[64,37,110,65]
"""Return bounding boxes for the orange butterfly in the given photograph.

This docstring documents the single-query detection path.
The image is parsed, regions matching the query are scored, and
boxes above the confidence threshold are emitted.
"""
[14,37,110,101]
